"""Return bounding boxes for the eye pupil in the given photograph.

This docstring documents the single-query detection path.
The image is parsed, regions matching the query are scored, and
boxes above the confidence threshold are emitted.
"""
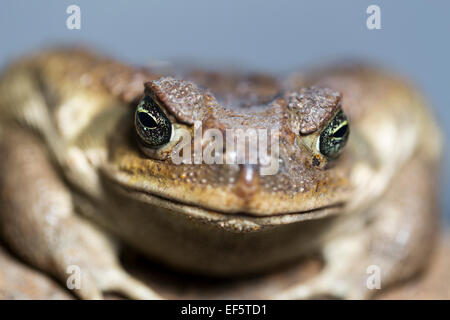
[332,124,348,140]
[138,112,157,129]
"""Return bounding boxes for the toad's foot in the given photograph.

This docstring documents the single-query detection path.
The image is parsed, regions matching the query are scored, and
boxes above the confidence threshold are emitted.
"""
[0,127,160,300]
[271,157,437,300]
[271,236,373,299]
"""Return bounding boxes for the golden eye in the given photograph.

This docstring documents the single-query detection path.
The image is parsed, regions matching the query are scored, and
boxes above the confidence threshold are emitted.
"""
[135,96,172,148]
[318,109,350,159]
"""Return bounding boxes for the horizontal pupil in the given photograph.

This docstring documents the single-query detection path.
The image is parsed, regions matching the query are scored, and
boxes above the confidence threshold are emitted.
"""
[138,112,157,128]
[332,124,348,139]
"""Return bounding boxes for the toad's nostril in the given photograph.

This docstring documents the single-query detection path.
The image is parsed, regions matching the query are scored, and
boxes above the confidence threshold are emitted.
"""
[242,164,255,183]
[233,165,260,202]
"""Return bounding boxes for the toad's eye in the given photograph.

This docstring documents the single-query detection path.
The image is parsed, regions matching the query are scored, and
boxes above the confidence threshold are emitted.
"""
[135,96,172,148]
[318,109,350,159]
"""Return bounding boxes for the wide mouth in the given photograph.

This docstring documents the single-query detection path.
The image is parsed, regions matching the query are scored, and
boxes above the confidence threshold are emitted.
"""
[110,178,345,230]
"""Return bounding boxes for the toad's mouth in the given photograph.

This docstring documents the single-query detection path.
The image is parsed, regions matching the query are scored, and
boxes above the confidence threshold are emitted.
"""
[111,180,345,229]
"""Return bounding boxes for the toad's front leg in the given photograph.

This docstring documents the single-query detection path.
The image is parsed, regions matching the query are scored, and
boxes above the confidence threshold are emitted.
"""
[272,157,438,299]
[0,127,160,299]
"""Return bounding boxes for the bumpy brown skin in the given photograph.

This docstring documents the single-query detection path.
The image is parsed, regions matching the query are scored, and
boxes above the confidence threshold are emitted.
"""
[0,48,443,299]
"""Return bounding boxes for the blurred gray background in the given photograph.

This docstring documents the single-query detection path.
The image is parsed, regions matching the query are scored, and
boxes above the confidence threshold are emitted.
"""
[0,0,448,222]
